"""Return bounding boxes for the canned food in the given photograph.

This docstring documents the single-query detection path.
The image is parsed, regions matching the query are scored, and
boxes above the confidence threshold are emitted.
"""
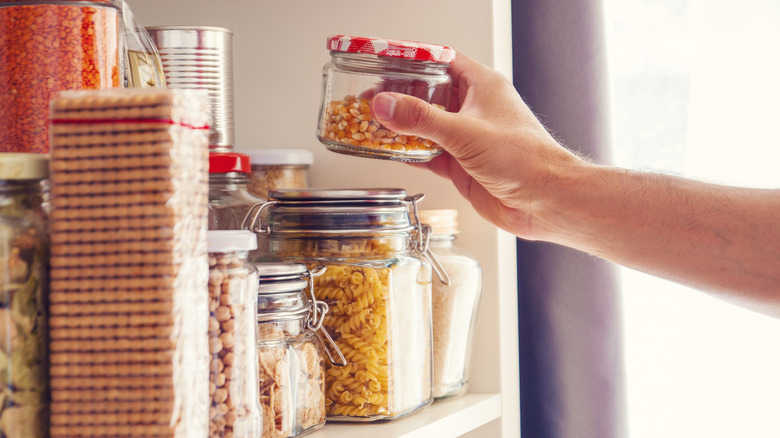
[317,35,454,162]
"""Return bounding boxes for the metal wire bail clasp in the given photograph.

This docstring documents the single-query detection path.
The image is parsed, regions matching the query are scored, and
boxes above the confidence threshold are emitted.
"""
[406,194,451,286]
[304,265,347,367]
[241,200,276,238]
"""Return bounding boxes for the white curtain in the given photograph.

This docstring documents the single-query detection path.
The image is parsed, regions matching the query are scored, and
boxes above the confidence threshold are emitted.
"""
[604,1,780,437]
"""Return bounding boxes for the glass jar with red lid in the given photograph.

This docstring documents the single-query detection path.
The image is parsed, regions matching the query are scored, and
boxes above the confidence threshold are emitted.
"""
[317,35,454,162]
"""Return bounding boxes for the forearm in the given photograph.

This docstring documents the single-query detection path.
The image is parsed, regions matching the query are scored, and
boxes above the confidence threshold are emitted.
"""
[537,163,780,316]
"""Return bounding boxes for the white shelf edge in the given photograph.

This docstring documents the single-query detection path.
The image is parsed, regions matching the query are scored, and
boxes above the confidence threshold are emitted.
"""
[309,392,502,438]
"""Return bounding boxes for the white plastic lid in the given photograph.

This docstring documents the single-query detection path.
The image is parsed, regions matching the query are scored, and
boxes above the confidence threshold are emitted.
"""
[207,230,258,253]
[245,149,314,166]
[418,209,459,235]
[0,153,49,180]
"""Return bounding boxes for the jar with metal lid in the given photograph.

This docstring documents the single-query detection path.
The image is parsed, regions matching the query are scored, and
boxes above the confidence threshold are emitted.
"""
[317,35,455,162]
[418,209,482,399]
[207,230,262,438]
[255,263,342,437]
[247,188,438,422]
[245,149,313,200]
[0,153,50,437]
[0,0,122,153]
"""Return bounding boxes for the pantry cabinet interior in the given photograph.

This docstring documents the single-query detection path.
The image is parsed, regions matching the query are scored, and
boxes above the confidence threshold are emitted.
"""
[130,0,520,436]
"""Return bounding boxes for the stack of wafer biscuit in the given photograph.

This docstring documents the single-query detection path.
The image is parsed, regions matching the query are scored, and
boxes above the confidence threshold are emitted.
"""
[48,88,211,437]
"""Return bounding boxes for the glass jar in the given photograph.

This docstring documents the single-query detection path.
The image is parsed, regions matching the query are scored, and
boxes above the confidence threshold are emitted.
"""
[207,230,262,437]
[0,0,122,153]
[255,263,340,437]
[0,153,50,437]
[208,152,266,259]
[245,149,313,200]
[418,209,482,399]
[317,35,454,162]
[247,188,435,422]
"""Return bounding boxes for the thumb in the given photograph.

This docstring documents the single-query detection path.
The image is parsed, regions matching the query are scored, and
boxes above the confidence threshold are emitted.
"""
[370,92,456,147]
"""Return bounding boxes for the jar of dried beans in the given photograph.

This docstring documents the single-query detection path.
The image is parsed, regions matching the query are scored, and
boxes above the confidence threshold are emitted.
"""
[207,230,263,438]
[0,0,122,153]
[317,35,454,162]
[245,149,313,201]
[418,209,482,399]
[255,262,341,437]
[0,153,50,437]
[247,188,436,421]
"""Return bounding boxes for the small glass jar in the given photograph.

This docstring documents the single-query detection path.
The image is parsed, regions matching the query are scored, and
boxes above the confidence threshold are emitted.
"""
[207,230,262,438]
[247,189,435,422]
[0,153,50,437]
[255,263,339,437]
[418,209,482,399]
[245,149,313,200]
[208,152,266,259]
[0,0,122,153]
[317,35,455,162]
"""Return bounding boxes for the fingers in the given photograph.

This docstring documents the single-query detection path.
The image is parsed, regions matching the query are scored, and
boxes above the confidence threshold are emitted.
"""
[370,92,463,152]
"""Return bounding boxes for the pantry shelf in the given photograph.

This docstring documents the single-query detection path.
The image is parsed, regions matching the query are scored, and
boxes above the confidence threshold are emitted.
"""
[310,393,501,438]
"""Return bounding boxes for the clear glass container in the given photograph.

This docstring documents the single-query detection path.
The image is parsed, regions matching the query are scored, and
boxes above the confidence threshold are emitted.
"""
[317,35,454,162]
[0,0,122,153]
[255,263,339,437]
[208,152,266,260]
[0,153,50,437]
[418,209,482,399]
[247,189,435,422]
[207,230,262,437]
[245,149,313,200]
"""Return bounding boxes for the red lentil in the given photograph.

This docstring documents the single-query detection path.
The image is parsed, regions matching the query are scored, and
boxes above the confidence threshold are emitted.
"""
[0,1,121,153]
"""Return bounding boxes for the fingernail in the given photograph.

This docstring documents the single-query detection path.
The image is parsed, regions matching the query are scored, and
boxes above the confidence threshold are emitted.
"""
[372,93,396,122]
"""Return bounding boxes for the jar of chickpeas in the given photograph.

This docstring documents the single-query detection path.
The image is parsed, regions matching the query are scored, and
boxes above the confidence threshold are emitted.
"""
[247,188,435,422]
[317,35,454,162]
[254,262,342,437]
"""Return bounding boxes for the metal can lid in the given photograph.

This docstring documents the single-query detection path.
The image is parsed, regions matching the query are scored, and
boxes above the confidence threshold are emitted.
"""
[418,209,460,235]
[209,152,250,173]
[327,34,456,64]
[207,230,257,253]
[246,149,314,166]
[0,153,49,180]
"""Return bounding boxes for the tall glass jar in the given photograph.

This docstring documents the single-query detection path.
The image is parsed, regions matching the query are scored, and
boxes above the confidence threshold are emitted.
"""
[207,230,262,438]
[418,209,482,399]
[255,263,338,437]
[0,153,50,437]
[317,35,454,162]
[0,0,122,153]
[247,189,434,422]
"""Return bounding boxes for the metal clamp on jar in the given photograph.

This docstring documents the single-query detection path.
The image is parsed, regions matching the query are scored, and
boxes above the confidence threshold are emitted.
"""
[246,188,445,422]
[255,262,345,437]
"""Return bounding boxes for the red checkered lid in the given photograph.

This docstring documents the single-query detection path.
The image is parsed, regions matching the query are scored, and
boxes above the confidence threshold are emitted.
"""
[327,34,456,64]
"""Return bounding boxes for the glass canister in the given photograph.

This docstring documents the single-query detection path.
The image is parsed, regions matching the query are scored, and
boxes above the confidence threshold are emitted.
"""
[418,209,482,399]
[245,149,313,200]
[255,263,341,437]
[0,153,50,437]
[317,35,455,162]
[207,230,262,437]
[247,189,435,422]
[0,0,122,153]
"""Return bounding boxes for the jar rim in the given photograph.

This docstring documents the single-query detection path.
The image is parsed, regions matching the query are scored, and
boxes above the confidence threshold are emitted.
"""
[0,153,49,180]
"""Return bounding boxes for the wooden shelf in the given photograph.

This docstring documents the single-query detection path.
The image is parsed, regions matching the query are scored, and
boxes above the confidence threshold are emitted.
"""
[310,393,501,438]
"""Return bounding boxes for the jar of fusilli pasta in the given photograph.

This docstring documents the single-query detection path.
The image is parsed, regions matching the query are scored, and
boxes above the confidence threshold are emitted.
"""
[255,262,343,437]
[247,188,436,422]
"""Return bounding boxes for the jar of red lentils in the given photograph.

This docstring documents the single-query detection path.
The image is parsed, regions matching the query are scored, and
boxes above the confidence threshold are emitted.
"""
[0,0,122,153]
[317,35,454,162]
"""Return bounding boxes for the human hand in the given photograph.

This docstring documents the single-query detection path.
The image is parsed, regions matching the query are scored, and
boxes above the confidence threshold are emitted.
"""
[369,51,585,240]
